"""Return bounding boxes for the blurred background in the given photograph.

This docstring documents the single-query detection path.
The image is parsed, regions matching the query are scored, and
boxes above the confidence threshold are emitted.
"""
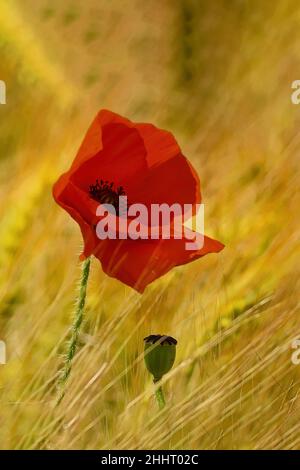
[0,0,299,450]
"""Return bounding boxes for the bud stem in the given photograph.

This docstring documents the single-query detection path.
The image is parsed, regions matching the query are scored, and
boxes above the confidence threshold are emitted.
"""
[154,379,166,410]
[56,256,91,405]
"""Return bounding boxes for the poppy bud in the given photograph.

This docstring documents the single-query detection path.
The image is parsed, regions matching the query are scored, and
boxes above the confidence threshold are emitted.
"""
[144,334,177,382]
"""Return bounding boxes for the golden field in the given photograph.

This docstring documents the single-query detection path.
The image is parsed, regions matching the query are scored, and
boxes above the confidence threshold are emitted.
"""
[0,0,300,449]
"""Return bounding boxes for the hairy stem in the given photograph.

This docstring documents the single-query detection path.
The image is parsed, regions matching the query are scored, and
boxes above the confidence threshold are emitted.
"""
[56,257,91,405]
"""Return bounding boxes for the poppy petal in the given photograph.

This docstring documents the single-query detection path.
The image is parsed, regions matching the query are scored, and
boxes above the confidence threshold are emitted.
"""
[132,122,201,209]
[70,109,135,171]
[69,122,148,197]
[93,233,224,293]
[53,176,99,258]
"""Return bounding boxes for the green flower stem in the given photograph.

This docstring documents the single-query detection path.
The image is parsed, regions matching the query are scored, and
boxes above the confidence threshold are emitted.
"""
[154,380,166,410]
[57,257,91,405]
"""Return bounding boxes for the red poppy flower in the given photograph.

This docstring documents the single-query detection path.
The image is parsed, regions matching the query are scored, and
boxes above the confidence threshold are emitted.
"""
[53,110,224,293]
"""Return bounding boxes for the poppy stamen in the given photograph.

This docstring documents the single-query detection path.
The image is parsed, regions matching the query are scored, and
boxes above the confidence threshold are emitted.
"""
[89,179,126,214]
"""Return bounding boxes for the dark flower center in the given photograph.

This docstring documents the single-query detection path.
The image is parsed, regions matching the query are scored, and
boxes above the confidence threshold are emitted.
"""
[89,179,126,214]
